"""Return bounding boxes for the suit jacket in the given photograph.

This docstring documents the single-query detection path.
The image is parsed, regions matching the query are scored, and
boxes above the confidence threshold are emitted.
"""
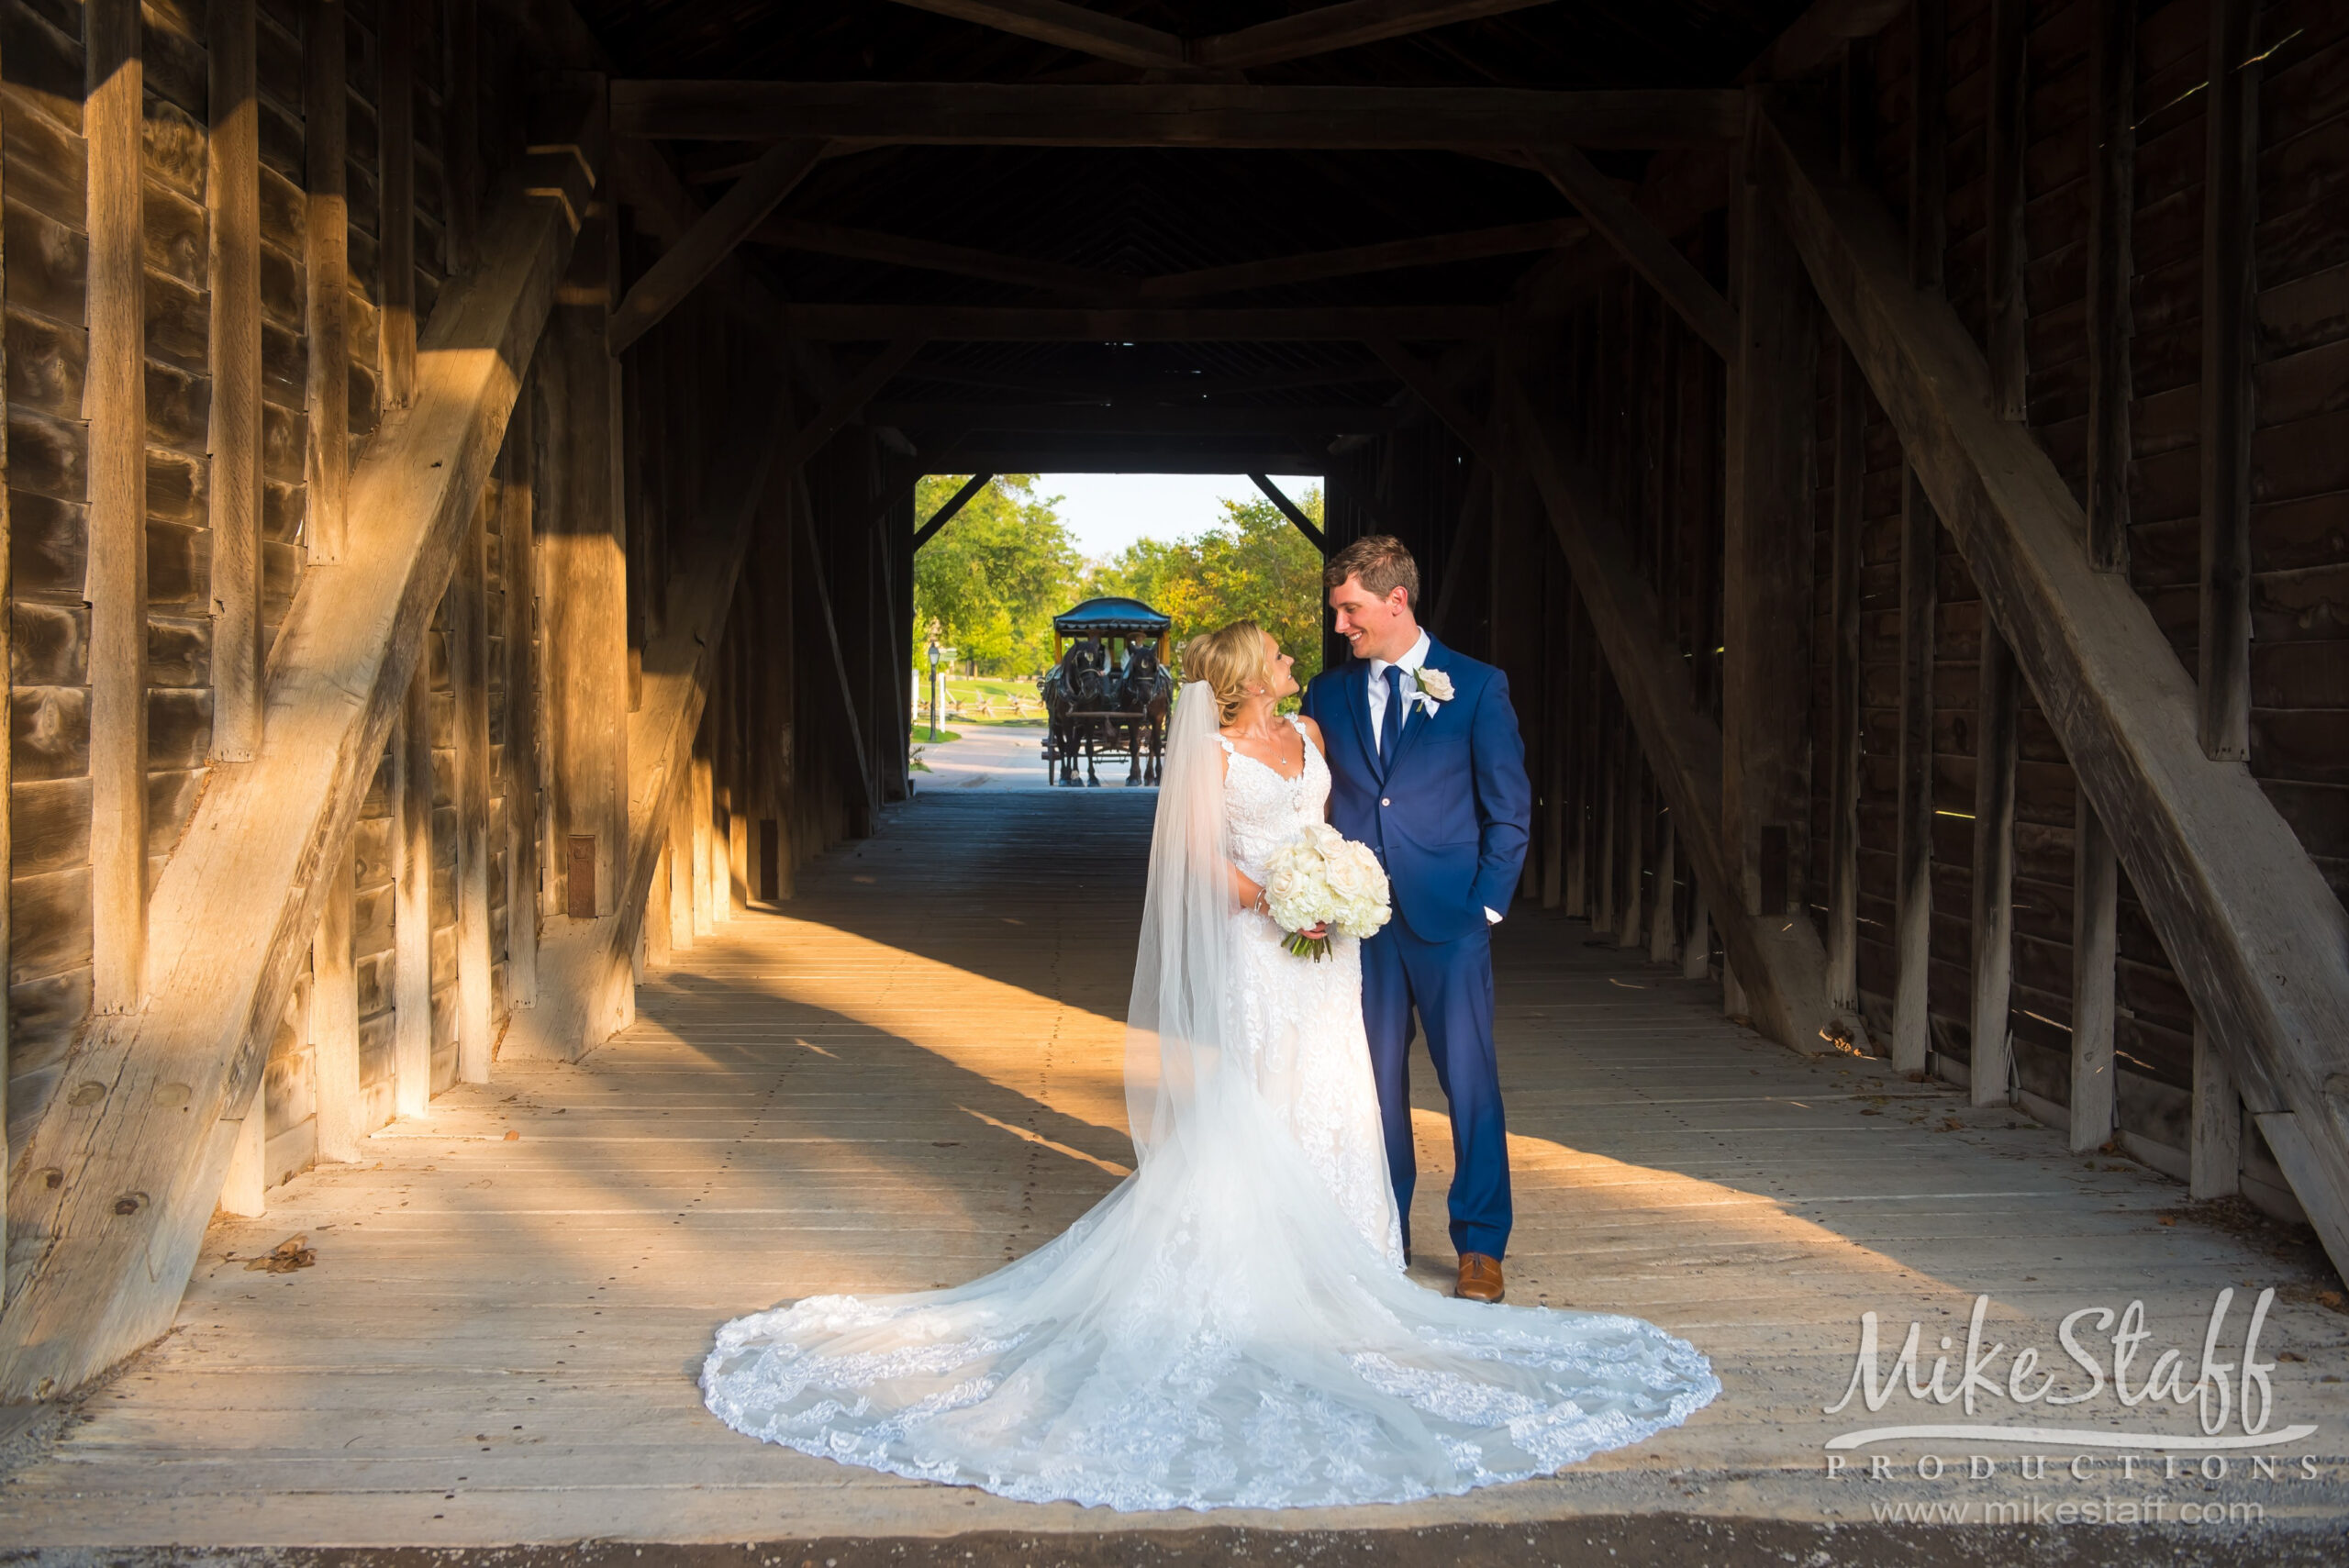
[1301,637,1531,943]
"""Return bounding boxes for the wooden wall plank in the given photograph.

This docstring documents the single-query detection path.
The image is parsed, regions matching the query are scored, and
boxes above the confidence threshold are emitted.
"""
[1826,347,1864,1013]
[86,0,150,1013]
[2191,1016,2242,1197]
[305,0,351,561]
[2068,791,2117,1151]
[2082,0,2132,572]
[1968,619,2018,1105]
[393,665,431,1118]
[210,0,266,760]
[1984,0,2028,418]
[310,850,361,1162]
[501,378,539,1006]
[378,0,416,409]
[1890,469,1937,1074]
[452,491,492,1084]
[2197,0,2258,761]
[1909,0,1948,291]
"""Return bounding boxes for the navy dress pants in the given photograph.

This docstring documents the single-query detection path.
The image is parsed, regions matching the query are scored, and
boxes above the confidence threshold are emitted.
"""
[1359,917,1511,1261]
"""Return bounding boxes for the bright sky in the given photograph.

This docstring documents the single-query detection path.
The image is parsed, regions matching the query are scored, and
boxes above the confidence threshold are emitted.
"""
[1034,473,1319,562]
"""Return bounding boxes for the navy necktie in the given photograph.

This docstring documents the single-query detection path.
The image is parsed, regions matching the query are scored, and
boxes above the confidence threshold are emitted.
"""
[1378,669,1402,772]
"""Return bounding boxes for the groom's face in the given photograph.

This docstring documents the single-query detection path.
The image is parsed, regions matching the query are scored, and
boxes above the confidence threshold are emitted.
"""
[1329,575,1415,663]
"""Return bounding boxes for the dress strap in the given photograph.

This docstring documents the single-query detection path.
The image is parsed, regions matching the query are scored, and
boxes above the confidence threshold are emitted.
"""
[1218,736,1236,755]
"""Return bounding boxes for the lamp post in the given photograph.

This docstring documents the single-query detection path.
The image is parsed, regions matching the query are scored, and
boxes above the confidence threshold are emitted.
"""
[926,639,954,742]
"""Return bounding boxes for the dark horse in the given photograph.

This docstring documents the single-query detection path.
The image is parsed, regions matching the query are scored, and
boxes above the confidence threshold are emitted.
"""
[1115,642,1174,785]
[1041,637,1117,784]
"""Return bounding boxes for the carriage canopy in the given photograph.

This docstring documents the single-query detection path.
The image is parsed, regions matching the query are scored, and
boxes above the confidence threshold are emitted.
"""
[1051,597,1172,639]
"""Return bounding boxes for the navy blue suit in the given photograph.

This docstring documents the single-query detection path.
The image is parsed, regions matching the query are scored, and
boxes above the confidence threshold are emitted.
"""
[1301,637,1531,1260]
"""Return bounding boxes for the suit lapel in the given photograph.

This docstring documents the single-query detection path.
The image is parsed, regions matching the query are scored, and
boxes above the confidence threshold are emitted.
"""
[1342,658,1378,780]
[1384,637,1449,777]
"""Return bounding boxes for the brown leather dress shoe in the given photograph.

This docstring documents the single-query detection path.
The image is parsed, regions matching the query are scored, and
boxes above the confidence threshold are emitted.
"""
[1455,1252,1505,1303]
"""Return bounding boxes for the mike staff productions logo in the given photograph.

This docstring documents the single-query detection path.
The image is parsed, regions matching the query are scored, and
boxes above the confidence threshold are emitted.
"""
[1819,1286,2333,1527]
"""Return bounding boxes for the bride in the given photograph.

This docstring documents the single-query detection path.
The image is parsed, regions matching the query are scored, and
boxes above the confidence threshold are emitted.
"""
[701,622,1720,1510]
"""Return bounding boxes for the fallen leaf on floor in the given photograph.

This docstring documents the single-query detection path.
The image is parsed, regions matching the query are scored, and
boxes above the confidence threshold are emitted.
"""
[505,1129,520,1141]
[243,1235,316,1273]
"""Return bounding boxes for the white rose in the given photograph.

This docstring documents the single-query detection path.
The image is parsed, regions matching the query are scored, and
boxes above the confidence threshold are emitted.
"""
[1414,666,1454,704]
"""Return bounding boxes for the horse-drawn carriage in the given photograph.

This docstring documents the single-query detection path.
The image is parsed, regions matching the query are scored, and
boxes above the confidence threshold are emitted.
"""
[1039,597,1174,786]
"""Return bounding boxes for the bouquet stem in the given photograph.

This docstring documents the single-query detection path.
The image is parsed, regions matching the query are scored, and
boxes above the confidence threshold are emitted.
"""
[1282,931,1333,962]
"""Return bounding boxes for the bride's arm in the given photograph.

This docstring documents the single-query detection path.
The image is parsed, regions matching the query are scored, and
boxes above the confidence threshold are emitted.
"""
[1296,715,1331,821]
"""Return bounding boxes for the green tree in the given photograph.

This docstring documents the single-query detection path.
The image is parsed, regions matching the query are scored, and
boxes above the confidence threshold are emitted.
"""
[912,475,1084,676]
[1087,488,1327,690]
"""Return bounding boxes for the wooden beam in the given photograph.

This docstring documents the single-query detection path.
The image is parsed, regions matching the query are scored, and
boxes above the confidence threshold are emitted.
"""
[757,217,1126,295]
[1364,339,1504,473]
[1968,622,2018,1105]
[927,446,1333,474]
[612,82,1747,149]
[1890,469,1936,1076]
[453,492,495,1085]
[86,0,148,1015]
[2193,1019,2243,1199]
[2083,0,2133,573]
[1527,146,1736,361]
[1194,0,1554,70]
[1139,219,1584,302]
[1504,373,1832,1054]
[1825,347,1863,1013]
[310,865,361,1162]
[899,361,1388,396]
[2198,0,2258,762]
[1250,473,1326,552]
[1754,102,2349,1277]
[502,380,541,1007]
[1721,172,1817,967]
[0,111,605,1400]
[304,0,351,561]
[607,139,826,355]
[1909,0,1947,291]
[393,664,433,1118]
[446,0,481,271]
[788,304,1498,341]
[876,0,1183,69]
[865,402,1399,436]
[1743,0,1909,83]
[2067,795,2116,1152]
[380,0,417,407]
[208,0,264,762]
[912,473,994,550]
[1985,0,2028,418]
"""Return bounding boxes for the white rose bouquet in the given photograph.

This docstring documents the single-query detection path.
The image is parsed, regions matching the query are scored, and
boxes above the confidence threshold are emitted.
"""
[1259,823,1392,960]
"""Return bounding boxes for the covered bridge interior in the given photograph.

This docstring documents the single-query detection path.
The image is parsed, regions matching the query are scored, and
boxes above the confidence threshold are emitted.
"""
[4,0,2349,1414]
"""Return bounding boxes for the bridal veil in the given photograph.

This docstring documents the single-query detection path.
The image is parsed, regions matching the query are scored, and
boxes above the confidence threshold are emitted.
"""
[701,683,1720,1509]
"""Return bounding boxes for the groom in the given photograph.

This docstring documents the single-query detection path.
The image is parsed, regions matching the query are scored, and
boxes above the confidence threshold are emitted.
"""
[1301,536,1531,1303]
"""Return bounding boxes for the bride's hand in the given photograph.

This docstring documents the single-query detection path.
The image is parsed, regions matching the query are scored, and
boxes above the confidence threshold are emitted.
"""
[1233,867,1264,912]
[1297,921,1329,940]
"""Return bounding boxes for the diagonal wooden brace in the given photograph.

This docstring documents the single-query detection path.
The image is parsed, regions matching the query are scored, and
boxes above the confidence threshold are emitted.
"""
[0,102,608,1398]
[1755,103,2349,1277]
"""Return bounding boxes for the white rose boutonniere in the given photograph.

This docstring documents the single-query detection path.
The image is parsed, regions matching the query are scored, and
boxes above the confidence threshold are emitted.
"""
[1409,666,1454,712]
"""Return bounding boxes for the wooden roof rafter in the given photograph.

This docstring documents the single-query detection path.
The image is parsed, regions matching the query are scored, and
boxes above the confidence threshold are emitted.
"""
[876,0,1562,72]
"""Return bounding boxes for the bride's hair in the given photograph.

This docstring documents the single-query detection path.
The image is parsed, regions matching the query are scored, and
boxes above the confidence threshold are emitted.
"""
[1183,620,1271,725]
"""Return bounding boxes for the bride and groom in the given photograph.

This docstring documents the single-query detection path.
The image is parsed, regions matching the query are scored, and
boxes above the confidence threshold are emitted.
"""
[701,536,1718,1510]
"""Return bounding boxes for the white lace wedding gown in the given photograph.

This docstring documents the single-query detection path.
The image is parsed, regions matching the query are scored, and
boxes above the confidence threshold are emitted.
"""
[701,691,1719,1511]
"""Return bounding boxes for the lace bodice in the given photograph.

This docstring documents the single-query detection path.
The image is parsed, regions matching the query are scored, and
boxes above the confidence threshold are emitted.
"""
[1221,717,1329,883]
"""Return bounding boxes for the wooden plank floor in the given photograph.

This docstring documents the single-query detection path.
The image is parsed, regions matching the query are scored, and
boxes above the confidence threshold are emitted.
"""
[4,791,2344,1546]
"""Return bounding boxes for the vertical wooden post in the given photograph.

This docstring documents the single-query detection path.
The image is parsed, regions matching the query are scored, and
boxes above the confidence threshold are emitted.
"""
[1683,882,1710,982]
[2084,0,2134,573]
[1540,554,1565,910]
[87,0,149,1013]
[393,669,433,1118]
[646,844,674,965]
[1649,813,1677,963]
[1985,0,2029,419]
[728,622,752,909]
[541,198,629,922]
[444,0,480,272]
[692,716,718,936]
[2198,0,2258,762]
[1909,0,1948,292]
[1827,348,1864,1011]
[378,0,417,409]
[502,380,540,1006]
[667,784,697,951]
[2192,1018,2242,1198]
[453,493,494,1084]
[1891,472,1938,1075]
[208,0,264,760]
[303,0,349,561]
[1722,164,1818,936]
[1595,685,1617,935]
[1617,728,1643,948]
[1968,622,2019,1105]
[311,857,362,1162]
[2067,794,2117,1151]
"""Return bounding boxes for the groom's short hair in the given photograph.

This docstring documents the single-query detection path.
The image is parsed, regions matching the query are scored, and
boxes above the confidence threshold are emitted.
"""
[1323,534,1419,607]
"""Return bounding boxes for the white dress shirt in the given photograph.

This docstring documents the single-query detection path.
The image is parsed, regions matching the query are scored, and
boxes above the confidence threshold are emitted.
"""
[1365,629,1501,926]
[1365,629,1431,751]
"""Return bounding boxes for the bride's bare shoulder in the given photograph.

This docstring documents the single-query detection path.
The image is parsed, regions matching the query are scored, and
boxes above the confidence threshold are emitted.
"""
[1293,713,1328,753]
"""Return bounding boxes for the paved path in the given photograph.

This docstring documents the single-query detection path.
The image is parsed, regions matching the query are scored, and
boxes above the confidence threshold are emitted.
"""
[3,793,2343,1553]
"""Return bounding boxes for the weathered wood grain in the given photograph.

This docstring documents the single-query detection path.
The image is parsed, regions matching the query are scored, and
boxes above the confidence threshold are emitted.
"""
[1757,103,2349,1280]
[1966,620,2016,1106]
[209,0,265,762]
[605,139,823,357]
[377,0,415,409]
[452,490,493,1084]
[2198,0,2258,762]
[0,111,605,1400]
[304,0,350,561]
[1531,146,1736,361]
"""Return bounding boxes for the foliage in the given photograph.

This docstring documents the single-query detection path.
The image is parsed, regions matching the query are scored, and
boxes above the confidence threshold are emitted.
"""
[1085,488,1328,690]
[911,475,1085,676]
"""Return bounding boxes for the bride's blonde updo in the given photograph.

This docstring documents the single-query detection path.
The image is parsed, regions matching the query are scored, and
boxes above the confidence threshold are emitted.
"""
[1182,619,1272,726]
